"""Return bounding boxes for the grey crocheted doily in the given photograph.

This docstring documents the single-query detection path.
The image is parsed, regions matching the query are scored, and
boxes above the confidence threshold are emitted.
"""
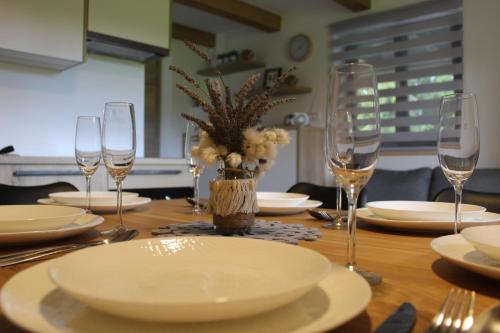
[151,220,322,245]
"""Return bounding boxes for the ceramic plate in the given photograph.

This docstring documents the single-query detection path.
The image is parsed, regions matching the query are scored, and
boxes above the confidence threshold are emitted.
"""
[38,197,151,213]
[461,225,500,261]
[49,191,139,205]
[258,200,322,216]
[0,205,85,233]
[1,260,370,333]
[257,192,309,207]
[431,234,500,280]
[366,201,486,221]
[48,237,332,322]
[0,214,103,246]
[357,208,500,232]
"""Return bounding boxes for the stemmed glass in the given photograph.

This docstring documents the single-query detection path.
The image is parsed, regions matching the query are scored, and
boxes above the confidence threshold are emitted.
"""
[326,63,381,285]
[438,93,480,234]
[185,121,204,214]
[102,102,136,232]
[324,150,344,229]
[75,116,102,211]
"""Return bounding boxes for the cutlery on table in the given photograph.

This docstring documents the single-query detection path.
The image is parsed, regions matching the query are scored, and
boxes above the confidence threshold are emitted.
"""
[374,302,416,333]
[307,209,334,221]
[0,229,138,267]
[186,197,206,209]
[426,288,476,333]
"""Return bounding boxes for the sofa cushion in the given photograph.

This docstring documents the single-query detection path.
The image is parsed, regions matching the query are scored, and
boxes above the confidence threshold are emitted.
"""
[430,167,500,200]
[365,168,433,202]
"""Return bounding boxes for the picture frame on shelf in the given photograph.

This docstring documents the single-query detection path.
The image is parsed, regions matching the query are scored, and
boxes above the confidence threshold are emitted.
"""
[263,67,282,89]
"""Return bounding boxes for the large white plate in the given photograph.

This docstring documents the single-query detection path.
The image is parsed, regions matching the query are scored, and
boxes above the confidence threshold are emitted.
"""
[48,237,332,322]
[0,214,103,246]
[258,200,322,216]
[358,208,500,232]
[0,260,371,333]
[38,197,151,213]
[461,225,500,261]
[431,234,500,280]
[0,205,85,233]
[257,192,309,207]
[49,191,139,206]
[367,201,486,221]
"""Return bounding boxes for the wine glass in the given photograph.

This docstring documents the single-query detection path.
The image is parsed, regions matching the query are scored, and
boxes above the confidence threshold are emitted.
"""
[102,102,136,232]
[438,93,480,234]
[324,147,344,229]
[185,121,204,214]
[326,63,381,285]
[75,116,102,211]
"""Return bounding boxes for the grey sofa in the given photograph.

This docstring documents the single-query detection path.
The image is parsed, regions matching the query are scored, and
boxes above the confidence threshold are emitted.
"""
[365,167,500,202]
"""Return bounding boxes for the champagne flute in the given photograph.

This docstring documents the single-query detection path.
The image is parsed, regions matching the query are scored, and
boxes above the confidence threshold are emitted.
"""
[75,116,101,211]
[438,93,480,234]
[326,63,381,285]
[102,102,136,231]
[185,121,204,214]
[324,148,344,229]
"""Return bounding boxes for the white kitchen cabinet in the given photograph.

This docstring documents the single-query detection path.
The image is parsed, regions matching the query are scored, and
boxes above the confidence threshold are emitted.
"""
[0,0,86,70]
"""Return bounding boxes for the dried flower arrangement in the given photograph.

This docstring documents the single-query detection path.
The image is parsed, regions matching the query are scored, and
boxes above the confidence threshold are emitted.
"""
[170,40,296,179]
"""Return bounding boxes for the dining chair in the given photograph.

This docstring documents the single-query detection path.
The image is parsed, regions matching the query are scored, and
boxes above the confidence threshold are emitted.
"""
[0,182,77,205]
[433,188,500,213]
[124,187,193,200]
[287,182,367,209]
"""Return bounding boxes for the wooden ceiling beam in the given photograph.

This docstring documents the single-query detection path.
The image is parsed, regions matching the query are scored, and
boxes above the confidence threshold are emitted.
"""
[172,23,216,48]
[334,0,371,12]
[174,0,281,32]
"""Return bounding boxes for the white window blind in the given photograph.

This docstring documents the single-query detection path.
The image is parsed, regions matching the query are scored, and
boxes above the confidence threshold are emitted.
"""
[329,0,463,151]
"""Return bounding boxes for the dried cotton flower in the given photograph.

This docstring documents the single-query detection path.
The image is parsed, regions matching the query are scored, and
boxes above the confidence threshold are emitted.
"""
[274,129,290,145]
[200,147,218,164]
[226,153,242,168]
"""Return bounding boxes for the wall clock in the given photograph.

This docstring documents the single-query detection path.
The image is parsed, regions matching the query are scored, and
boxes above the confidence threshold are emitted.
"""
[288,34,312,62]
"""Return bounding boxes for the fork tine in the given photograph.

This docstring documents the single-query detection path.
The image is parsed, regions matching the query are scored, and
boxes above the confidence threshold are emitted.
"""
[443,289,461,331]
[461,291,475,332]
[431,289,455,329]
[451,290,468,333]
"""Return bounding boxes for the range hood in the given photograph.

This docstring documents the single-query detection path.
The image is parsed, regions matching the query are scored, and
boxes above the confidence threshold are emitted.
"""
[87,31,169,63]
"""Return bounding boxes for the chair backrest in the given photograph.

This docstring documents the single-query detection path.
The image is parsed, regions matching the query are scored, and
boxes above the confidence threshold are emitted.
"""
[433,188,500,213]
[0,182,77,205]
[287,182,367,209]
[125,187,193,200]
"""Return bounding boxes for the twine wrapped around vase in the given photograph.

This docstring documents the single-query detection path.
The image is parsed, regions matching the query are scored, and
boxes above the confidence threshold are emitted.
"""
[208,178,258,216]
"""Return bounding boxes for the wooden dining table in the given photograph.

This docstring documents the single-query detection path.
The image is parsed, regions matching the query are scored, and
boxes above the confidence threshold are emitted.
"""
[0,199,498,332]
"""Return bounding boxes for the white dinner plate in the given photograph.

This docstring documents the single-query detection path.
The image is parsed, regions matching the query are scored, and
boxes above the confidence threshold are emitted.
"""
[258,200,322,216]
[38,197,151,213]
[49,191,139,205]
[1,260,371,333]
[48,237,332,322]
[357,208,500,232]
[461,225,500,261]
[366,201,486,222]
[0,214,104,246]
[0,205,85,233]
[431,234,500,280]
[257,192,309,207]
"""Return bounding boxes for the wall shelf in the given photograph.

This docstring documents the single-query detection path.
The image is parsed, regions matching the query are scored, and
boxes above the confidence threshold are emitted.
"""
[197,60,265,77]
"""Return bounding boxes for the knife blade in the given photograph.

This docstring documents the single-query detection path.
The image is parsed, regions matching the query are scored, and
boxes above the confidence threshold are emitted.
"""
[374,302,416,333]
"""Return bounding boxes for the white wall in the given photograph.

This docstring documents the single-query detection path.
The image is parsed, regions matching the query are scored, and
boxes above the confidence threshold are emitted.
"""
[0,54,145,157]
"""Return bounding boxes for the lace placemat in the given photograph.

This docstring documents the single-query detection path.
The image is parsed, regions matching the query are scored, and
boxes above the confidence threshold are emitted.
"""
[152,220,322,245]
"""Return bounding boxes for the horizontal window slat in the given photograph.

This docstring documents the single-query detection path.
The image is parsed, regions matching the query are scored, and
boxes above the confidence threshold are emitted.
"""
[331,13,462,48]
[333,30,462,61]
[382,131,438,142]
[377,64,463,83]
[356,115,438,127]
[380,99,441,112]
[379,80,462,97]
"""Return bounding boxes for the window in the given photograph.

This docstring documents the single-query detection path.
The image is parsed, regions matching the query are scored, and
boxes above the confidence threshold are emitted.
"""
[329,0,463,151]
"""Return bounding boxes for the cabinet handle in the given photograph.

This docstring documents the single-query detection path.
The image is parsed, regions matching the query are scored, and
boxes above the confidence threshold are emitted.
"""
[129,170,182,175]
[13,170,81,177]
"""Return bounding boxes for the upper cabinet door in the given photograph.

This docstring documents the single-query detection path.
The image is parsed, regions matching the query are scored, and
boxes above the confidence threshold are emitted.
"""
[0,0,85,71]
[88,0,170,51]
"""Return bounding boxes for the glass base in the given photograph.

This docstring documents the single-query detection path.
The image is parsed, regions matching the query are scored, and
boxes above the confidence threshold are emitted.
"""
[322,217,346,230]
[346,264,383,285]
[100,226,127,237]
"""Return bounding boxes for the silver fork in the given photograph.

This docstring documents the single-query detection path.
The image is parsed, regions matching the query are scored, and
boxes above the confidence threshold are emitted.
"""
[0,229,138,267]
[427,288,476,333]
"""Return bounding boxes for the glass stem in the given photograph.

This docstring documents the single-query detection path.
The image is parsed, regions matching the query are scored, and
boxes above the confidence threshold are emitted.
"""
[346,189,359,272]
[85,175,92,212]
[453,183,464,234]
[116,181,124,229]
[193,174,200,213]
[335,184,343,226]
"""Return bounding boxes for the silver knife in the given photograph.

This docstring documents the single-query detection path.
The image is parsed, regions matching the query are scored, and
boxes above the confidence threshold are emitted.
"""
[374,302,416,333]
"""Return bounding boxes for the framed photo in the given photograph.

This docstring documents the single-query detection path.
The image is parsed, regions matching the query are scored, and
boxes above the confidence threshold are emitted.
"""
[263,67,282,89]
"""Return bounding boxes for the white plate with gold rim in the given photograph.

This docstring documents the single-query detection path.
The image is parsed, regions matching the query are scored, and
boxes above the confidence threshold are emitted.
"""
[257,192,309,207]
[431,234,500,280]
[0,259,371,333]
[258,200,322,215]
[49,191,139,206]
[357,208,500,232]
[38,197,151,213]
[0,214,104,246]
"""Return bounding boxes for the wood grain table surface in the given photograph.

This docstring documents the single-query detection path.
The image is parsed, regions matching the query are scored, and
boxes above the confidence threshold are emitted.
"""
[0,199,498,332]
